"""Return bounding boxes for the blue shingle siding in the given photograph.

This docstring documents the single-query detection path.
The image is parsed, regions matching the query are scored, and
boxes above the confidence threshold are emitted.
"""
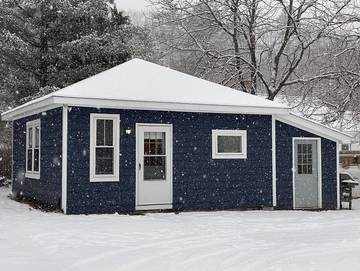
[66,107,273,214]
[275,120,337,210]
[12,108,63,208]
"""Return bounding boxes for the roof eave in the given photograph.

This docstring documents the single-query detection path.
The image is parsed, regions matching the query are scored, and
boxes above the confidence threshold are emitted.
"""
[53,96,289,115]
[1,96,289,121]
[1,96,59,121]
[276,113,353,143]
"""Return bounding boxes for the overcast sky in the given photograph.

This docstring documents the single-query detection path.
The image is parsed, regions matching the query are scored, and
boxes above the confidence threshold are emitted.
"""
[115,0,151,11]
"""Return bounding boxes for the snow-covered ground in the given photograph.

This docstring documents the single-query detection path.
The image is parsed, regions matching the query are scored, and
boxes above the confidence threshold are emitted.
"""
[1,187,360,271]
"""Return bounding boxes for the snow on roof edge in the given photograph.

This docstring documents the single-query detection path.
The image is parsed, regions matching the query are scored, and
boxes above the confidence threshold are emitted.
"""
[1,58,290,120]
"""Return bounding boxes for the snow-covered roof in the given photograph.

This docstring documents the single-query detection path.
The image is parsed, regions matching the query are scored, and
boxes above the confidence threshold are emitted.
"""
[0,58,353,143]
[1,59,289,121]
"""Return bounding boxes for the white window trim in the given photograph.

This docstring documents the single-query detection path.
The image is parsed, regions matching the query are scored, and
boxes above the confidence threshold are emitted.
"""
[212,129,247,159]
[25,119,41,179]
[89,113,120,182]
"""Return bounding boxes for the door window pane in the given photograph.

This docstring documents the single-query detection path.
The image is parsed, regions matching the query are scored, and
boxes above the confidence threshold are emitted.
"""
[144,132,165,155]
[95,147,114,175]
[297,143,313,175]
[217,135,242,153]
[144,156,166,180]
[143,132,166,180]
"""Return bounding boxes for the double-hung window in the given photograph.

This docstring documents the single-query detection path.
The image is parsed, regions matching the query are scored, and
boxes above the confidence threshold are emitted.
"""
[212,130,247,159]
[90,114,119,182]
[26,119,41,179]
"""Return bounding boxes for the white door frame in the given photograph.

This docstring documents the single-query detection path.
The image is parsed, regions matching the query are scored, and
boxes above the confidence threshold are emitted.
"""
[135,123,173,210]
[292,137,322,209]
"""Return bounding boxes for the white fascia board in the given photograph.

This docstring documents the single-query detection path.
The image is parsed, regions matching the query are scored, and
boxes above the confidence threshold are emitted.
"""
[52,96,290,115]
[276,114,353,143]
[1,97,60,121]
[2,95,289,121]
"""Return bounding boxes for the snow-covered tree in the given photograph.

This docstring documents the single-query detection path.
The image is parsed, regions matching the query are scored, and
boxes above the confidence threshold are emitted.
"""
[0,0,133,107]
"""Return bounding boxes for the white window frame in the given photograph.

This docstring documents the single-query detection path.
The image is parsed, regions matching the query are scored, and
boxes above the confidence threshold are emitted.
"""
[25,119,41,179]
[212,129,247,159]
[90,113,120,182]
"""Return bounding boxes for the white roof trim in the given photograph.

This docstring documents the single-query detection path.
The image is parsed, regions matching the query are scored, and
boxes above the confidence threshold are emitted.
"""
[276,113,352,143]
[1,96,61,121]
[54,96,289,115]
[1,96,289,121]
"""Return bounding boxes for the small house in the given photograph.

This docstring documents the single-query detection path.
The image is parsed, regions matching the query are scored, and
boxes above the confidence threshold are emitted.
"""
[0,59,351,214]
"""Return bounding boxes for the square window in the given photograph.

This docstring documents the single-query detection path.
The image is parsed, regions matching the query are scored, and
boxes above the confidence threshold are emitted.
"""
[212,130,247,159]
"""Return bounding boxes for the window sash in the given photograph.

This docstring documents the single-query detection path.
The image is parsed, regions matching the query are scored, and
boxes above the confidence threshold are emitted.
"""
[26,120,40,176]
[94,118,115,176]
[212,130,247,159]
[216,135,243,154]
[90,114,120,182]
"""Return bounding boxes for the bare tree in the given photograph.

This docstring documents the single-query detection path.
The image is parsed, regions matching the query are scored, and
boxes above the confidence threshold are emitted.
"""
[282,36,360,129]
[151,0,355,100]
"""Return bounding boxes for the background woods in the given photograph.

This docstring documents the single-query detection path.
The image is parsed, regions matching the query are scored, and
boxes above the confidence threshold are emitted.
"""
[1,0,360,179]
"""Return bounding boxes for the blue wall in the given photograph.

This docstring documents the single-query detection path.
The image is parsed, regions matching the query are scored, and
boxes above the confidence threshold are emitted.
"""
[11,107,338,213]
[276,121,337,210]
[66,107,273,214]
[12,108,63,208]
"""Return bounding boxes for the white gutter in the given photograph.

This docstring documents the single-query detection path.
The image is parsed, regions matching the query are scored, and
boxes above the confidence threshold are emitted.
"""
[1,95,290,121]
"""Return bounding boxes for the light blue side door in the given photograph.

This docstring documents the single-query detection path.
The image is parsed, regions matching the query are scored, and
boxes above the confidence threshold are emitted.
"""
[294,139,320,209]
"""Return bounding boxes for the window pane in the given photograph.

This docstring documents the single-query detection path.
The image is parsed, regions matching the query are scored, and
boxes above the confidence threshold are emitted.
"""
[34,149,40,172]
[35,126,40,148]
[144,156,166,180]
[298,154,302,164]
[95,147,114,175]
[307,165,312,174]
[28,127,33,148]
[105,120,113,146]
[297,143,313,175]
[297,144,302,153]
[27,149,33,171]
[217,136,242,153]
[156,132,165,155]
[144,132,165,155]
[96,119,105,146]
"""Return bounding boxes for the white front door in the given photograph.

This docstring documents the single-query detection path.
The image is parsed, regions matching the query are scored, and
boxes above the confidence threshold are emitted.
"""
[136,124,173,210]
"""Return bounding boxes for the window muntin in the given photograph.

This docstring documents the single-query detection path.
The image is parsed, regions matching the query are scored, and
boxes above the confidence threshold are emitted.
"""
[90,114,119,182]
[297,144,313,175]
[143,132,166,180]
[26,120,40,179]
[212,130,247,159]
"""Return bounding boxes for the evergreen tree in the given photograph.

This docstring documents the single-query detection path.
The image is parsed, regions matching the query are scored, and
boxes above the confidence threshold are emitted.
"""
[0,0,132,107]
